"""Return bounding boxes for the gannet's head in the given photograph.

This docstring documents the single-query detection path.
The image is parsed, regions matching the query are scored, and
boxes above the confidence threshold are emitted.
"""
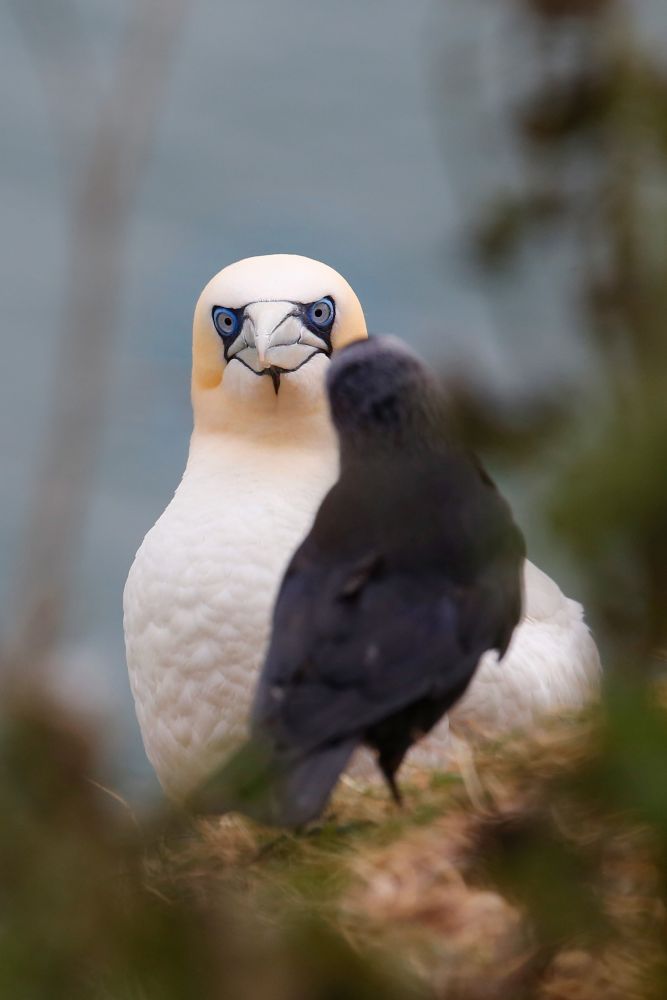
[192,254,367,430]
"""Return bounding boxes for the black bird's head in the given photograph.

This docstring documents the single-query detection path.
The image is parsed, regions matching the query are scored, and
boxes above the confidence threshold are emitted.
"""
[326,336,441,448]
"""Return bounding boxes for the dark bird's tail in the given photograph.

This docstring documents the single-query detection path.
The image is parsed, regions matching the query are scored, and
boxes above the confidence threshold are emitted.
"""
[191,736,358,828]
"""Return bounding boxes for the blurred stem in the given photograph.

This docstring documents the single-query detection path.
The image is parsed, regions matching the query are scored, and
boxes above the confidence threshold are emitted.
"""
[5,0,189,675]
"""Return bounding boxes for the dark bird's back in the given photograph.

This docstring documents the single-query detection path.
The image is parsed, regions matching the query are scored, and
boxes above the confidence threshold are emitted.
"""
[199,337,525,826]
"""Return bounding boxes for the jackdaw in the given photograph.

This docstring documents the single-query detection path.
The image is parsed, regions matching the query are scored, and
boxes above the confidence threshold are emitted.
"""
[196,336,525,827]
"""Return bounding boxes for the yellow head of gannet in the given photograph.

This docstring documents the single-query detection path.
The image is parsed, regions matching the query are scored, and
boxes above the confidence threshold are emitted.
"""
[191,254,367,432]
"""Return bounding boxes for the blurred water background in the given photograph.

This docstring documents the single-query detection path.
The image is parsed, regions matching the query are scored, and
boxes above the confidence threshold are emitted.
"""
[1,0,665,798]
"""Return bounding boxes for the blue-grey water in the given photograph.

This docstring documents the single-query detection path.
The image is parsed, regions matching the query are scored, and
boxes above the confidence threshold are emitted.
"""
[1,0,664,797]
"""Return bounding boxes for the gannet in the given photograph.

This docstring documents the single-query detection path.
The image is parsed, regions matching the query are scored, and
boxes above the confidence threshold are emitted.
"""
[124,255,368,798]
[201,337,525,827]
[124,254,600,800]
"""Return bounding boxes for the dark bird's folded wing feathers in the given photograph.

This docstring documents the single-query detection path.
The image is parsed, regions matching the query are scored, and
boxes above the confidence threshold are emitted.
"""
[251,545,500,754]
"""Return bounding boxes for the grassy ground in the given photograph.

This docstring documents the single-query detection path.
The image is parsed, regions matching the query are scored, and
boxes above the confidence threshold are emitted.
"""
[2,698,666,999]
[148,713,667,1000]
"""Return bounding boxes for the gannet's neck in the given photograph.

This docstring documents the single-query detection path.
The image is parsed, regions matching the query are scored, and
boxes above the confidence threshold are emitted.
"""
[188,402,336,458]
[185,401,338,503]
[187,358,337,481]
[191,352,333,442]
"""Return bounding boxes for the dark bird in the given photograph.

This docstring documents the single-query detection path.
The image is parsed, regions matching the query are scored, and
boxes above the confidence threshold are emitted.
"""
[197,336,525,827]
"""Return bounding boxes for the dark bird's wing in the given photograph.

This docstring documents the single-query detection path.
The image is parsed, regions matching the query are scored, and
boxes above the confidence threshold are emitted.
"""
[197,457,524,828]
[253,457,525,757]
[253,547,478,751]
[195,546,487,827]
[241,537,518,823]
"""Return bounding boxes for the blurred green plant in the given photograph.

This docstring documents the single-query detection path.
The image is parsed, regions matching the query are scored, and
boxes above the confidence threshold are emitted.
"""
[0,697,431,1000]
[463,0,667,994]
[468,0,667,662]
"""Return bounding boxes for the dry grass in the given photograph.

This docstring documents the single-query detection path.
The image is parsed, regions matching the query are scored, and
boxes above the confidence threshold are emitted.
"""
[2,692,665,997]
[145,710,667,1000]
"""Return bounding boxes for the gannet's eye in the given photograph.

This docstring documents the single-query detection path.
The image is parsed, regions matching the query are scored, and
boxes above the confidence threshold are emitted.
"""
[212,306,240,338]
[307,297,335,329]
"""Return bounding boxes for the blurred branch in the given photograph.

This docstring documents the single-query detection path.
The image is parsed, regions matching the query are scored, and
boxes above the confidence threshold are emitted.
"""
[8,0,99,148]
[443,377,568,463]
[5,0,189,676]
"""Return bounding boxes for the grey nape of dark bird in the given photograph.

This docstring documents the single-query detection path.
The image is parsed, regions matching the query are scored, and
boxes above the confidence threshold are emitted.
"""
[195,336,526,827]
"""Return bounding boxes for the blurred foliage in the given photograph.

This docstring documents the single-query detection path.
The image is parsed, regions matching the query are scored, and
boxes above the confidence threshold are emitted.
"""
[463,0,667,994]
[0,701,223,1000]
[0,697,430,1000]
[2,691,667,998]
[472,0,667,661]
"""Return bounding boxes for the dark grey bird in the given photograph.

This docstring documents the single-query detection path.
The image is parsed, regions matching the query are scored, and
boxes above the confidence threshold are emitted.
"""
[196,336,525,827]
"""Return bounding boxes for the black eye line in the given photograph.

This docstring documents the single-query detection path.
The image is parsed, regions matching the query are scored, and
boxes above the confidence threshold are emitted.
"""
[212,296,336,359]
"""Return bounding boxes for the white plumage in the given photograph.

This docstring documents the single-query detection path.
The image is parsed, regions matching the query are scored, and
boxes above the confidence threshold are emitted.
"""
[403,561,600,774]
[124,254,600,799]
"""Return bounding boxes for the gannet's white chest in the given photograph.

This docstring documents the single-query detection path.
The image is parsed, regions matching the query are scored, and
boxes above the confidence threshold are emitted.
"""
[123,430,337,799]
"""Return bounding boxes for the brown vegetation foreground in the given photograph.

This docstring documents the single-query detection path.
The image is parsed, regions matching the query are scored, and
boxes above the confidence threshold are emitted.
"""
[2,687,666,999]
[153,699,667,1000]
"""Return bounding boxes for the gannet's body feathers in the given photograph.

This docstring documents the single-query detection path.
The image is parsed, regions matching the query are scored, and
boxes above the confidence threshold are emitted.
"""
[207,338,524,826]
[124,426,338,799]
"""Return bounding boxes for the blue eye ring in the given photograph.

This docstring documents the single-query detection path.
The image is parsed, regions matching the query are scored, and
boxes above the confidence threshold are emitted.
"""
[212,306,240,338]
[307,297,335,329]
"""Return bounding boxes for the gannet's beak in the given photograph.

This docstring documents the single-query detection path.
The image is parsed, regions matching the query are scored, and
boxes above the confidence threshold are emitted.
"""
[247,301,289,370]
[225,301,331,391]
